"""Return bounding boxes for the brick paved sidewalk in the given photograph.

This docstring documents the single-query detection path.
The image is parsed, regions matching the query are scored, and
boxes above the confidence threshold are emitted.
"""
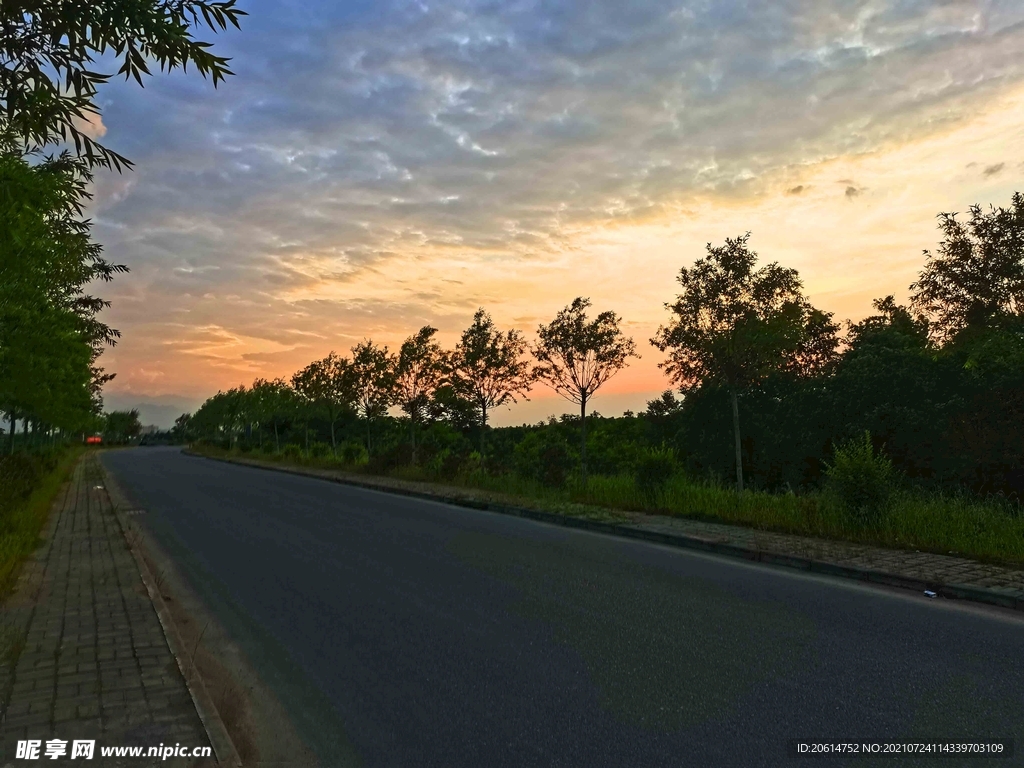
[0,455,211,766]
[200,451,1024,612]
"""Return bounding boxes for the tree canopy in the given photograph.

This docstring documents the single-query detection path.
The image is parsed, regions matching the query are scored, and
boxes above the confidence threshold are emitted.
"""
[0,146,124,441]
[911,192,1024,341]
[1,0,244,168]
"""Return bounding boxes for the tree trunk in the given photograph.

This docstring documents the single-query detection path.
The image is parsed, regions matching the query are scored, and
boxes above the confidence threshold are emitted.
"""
[7,410,15,454]
[580,395,588,488]
[479,402,487,456]
[366,418,372,455]
[330,419,336,456]
[274,421,279,452]
[410,416,418,465]
[731,387,744,493]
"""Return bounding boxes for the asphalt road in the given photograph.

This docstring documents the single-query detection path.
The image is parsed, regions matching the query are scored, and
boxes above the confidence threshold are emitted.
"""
[101,448,1024,768]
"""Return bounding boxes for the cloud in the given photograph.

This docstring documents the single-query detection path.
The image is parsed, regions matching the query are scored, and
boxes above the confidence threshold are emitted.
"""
[73,111,107,139]
[86,0,1024,408]
[983,161,1006,176]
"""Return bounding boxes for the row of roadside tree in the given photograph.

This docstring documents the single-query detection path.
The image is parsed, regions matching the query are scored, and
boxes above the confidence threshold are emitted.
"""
[182,194,1024,500]
[0,1,244,454]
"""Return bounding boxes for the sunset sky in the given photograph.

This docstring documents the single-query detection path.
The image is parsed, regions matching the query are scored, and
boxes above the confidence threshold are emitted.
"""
[92,0,1024,427]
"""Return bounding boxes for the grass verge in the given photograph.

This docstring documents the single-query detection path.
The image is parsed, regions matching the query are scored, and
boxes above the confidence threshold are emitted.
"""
[0,447,82,598]
[192,445,1024,567]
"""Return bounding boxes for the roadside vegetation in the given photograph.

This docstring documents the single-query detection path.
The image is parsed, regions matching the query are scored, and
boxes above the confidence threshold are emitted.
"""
[1,1,244,450]
[182,196,1024,566]
[0,3,243,606]
[0,448,81,596]
[194,437,1024,566]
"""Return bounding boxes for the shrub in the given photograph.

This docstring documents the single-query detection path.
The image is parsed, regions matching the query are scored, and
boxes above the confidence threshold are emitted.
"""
[0,453,56,515]
[339,441,369,466]
[824,431,898,525]
[462,451,483,476]
[281,444,303,459]
[513,432,575,487]
[366,443,413,474]
[309,441,333,459]
[634,446,678,504]
[428,448,469,481]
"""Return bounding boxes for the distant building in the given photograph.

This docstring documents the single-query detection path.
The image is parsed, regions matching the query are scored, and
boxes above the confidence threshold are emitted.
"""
[139,425,161,436]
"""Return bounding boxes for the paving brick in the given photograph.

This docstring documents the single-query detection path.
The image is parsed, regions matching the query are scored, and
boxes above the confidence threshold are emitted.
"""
[0,457,210,754]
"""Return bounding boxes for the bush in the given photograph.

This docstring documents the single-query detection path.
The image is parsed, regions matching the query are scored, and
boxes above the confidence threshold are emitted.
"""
[0,452,58,515]
[281,444,303,459]
[634,446,678,504]
[366,443,413,474]
[462,451,483,476]
[339,441,369,465]
[309,441,333,459]
[427,448,471,481]
[824,431,898,525]
[513,431,575,488]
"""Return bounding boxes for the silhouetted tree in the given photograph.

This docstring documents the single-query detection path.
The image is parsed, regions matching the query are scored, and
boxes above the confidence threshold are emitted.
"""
[395,326,444,463]
[250,378,294,451]
[911,192,1024,341]
[291,353,354,455]
[172,413,192,442]
[448,309,534,455]
[350,340,396,454]
[652,233,837,491]
[534,297,637,485]
[103,409,141,444]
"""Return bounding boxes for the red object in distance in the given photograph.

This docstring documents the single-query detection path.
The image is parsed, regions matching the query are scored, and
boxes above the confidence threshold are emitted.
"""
[86,436,102,444]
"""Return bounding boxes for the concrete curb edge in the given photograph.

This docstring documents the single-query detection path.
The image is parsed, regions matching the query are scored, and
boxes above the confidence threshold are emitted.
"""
[187,450,1024,614]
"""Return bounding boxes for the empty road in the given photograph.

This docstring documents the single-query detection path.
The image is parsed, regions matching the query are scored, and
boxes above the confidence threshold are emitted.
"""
[101,448,1023,767]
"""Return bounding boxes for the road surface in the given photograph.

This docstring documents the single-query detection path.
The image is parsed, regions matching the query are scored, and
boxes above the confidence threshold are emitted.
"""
[101,448,1023,767]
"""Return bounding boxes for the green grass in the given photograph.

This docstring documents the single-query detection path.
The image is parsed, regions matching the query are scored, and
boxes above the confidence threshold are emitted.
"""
[193,444,1024,567]
[0,447,82,597]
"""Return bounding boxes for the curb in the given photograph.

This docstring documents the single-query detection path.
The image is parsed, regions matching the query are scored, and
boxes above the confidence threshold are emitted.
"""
[186,450,1024,614]
[96,456,243,768]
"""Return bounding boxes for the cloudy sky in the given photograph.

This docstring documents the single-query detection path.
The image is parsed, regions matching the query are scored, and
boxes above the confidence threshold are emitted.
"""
[92,0,1024,426]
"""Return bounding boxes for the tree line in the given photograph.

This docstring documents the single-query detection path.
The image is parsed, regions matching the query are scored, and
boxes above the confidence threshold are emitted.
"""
[0,1,244,453]
[183,299,636,484]
[184,194,1024,499]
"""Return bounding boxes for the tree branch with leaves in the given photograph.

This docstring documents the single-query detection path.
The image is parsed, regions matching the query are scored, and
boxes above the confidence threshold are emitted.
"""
[1,0,245,169]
